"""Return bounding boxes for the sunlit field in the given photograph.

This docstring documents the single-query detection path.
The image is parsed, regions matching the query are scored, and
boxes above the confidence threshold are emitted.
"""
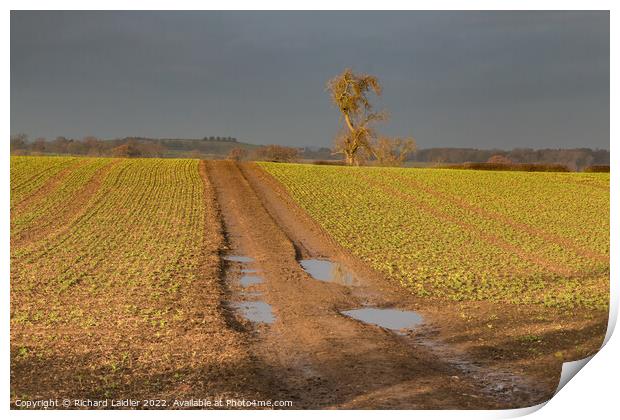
[260,163,609,309]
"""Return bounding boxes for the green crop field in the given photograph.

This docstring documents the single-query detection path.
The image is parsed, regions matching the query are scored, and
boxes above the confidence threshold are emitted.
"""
[259,163,610,309]
[10,156,248,401]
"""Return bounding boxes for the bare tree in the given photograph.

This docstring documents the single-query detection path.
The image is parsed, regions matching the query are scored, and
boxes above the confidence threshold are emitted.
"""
[253,145,299,163]
[10,133,28,153]
[31,137,47,154]
[67,140,87,155]
[110,142,142,158]
[139,142,166,157]
[327,68,386,165]
[51,136,70,154]
[227,147,248,161]
[487,154,513,165]
[83,136,104,156]
[374,136,417,167]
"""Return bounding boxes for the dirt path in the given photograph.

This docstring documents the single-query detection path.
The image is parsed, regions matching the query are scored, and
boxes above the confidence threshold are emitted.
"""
[205,160,548,409]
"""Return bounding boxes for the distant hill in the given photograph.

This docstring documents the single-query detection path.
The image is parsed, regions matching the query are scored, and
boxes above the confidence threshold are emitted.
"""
[120,137,260,157]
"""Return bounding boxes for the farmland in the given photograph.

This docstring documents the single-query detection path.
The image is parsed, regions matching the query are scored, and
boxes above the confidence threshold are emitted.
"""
[259,163,609,309]
[10,156,610,409]
[10,156,263,403]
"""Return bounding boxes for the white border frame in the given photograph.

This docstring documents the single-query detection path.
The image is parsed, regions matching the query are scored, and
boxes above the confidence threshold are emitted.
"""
[3,3,616,420]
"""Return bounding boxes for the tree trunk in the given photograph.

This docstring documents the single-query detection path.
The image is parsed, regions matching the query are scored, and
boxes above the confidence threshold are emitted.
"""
[344,113,355,133]
[343,113,357,165]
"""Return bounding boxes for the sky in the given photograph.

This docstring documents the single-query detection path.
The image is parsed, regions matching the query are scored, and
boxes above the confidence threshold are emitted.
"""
[11,11,609,149]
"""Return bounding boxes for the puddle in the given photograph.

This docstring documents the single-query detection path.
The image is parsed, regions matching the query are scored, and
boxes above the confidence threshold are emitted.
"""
[240,275,263,287]
[231,301,275,324]
[342,308,423,333]
[300,259,359,286]
[223,253,273,325]
[223,255,254,263]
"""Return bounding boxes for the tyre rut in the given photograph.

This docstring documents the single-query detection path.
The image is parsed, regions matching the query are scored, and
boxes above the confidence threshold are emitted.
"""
[206,160,536,409]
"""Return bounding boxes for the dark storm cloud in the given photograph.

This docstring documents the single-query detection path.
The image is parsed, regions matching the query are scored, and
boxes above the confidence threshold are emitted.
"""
[11,11,609,149]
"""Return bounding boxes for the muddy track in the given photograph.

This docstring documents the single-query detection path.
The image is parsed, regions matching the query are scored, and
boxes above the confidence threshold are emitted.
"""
[205,160,547,409]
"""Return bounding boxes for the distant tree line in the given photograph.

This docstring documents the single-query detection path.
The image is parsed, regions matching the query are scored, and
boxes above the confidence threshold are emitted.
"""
[440,161,573,173]
[10,133,609,171]
[9,134,250,158]
[202,136,238,142]
[227,145,300,163]
[298,146,609,171]
[412,148,609,171]
[11,135,167,157]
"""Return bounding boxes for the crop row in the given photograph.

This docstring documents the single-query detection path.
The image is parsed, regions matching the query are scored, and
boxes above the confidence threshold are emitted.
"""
[10,156,78,208]
[10,157,217,365]
[10,156,253,401]
[259,163,609,309]
[11,158,114,238]
[12,158,205,298]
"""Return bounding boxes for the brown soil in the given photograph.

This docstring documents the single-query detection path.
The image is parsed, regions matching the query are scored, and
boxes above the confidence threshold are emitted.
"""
[203,161,607,409]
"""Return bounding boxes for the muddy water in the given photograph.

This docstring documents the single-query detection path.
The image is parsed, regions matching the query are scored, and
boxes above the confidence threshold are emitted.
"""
[300,259,360,286]
[224,254,274,324]
[240,275,263,287]
[342,308,423,334]
[224,255,255,263]
[231,301,275,324]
